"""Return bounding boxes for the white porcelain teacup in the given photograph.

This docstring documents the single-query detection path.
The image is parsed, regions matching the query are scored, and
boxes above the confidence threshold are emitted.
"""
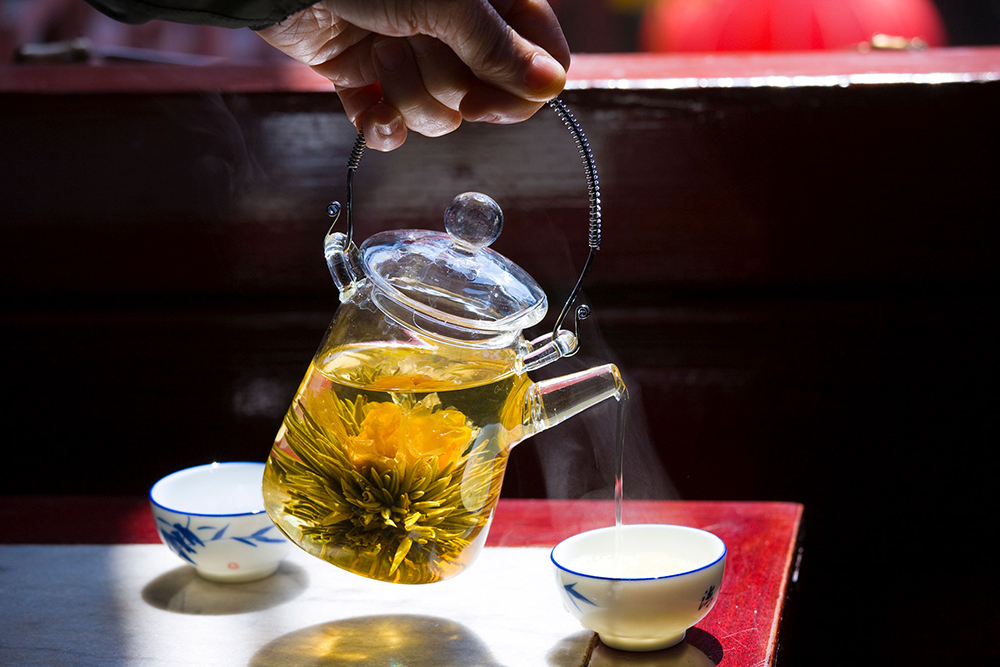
[150,462,291,582]
[551,524,726,651]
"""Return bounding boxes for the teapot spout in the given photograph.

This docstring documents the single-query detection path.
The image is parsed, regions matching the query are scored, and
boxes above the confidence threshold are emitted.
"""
[523,364,625,439]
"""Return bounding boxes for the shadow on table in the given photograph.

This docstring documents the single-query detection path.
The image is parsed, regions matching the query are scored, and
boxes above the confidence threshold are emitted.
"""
[249,615,504,666]
[547,628,721,666]
[142,561,309,615]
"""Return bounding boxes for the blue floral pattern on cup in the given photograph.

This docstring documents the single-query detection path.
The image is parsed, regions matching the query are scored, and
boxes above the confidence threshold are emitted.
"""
[563,582,599,611]
[698,585,717,610]
[156,516,284,566]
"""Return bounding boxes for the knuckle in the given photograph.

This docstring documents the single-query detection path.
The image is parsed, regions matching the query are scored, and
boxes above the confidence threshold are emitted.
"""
[404,107,462,137]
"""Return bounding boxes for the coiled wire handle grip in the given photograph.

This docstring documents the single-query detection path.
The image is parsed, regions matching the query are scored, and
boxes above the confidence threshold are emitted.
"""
[327,131,367,247]
[546,97,600,342]
[328,97,602,347]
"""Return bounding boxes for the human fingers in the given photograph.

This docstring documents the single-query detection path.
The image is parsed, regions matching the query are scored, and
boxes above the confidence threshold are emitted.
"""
[407,34,476,111]
[372,37,463,138]
[459,83,545,124]
[308,33,380,91]
[441,0,572,127]
[328,0,567,103]
[255,4,370,69]
[493,0,571,70]
[337,83,383,130]
[439,0,567,103]
[338,83,408,150]
[361,100,407,152]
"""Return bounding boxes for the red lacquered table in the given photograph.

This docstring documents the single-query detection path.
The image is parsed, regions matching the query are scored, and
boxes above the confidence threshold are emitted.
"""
[0,496,802,665]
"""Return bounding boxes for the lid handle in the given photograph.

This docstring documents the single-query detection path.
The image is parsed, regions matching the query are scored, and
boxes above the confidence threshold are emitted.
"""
[444,192,504,254]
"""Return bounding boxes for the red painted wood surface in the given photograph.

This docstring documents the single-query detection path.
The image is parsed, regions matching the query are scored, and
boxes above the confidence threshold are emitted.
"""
[0,496,802,665]
[2,48,998,93]
[0,495,162,544]
[491,499,803,665]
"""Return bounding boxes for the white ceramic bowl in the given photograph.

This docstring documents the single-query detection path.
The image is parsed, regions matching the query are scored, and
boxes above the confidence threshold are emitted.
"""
[551,524,726,652]
[150,462,291,582]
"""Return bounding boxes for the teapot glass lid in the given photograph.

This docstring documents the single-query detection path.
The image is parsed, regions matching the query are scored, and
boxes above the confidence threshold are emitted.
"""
[359,193,548,342]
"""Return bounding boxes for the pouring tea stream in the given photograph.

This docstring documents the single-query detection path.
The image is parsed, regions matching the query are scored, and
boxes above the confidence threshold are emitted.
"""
[263,100,627,585]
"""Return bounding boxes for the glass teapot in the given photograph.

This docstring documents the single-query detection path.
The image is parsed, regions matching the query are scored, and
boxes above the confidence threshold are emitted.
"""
[263,101,624,585]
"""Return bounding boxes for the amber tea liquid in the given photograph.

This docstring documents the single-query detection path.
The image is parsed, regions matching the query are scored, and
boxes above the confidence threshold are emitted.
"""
[264,343,531,584]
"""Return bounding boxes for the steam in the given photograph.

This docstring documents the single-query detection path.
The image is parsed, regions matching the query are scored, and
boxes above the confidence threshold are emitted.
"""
[514,215,678,502]
[527,317,679,502]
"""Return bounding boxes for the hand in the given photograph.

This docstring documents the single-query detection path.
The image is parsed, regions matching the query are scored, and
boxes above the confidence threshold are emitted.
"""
[256,0,570,151]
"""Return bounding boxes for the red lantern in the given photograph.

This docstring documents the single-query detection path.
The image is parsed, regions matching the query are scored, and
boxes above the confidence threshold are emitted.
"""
[640,0,947,52]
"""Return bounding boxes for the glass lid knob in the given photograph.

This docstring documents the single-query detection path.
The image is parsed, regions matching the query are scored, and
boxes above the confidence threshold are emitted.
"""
[444,192,503,253]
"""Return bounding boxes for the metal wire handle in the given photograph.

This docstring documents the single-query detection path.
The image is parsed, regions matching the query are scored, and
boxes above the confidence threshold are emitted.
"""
[328,131,367,248]
[328,97,602,344]
[545,98,600,341]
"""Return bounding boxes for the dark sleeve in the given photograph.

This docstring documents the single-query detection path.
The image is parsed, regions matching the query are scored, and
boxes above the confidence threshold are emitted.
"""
[83,0,319,31]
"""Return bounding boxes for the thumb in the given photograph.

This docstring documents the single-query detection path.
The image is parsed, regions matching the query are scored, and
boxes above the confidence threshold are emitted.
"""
[326,0,567,102]
[430,0,567,101]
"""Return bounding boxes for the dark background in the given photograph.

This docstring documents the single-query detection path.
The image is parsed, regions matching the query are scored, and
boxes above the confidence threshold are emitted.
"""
[2,4,999,666]
[3,69,998,663]
[934,0,1000,44]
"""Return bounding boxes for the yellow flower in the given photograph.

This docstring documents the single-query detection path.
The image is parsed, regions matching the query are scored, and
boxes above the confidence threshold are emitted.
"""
[356,403,402,455]
[400,407,471,470]
[348,399,472,473]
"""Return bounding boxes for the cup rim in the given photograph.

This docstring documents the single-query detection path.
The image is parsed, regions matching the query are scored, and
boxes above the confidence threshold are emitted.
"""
[149,461,267,517]
[550,523,727,582]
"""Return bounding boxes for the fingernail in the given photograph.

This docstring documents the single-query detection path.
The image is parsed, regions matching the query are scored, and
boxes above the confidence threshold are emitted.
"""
[470,113,500,123]
[524,53,564,93]
[374,116,403,138]
[408,35,436,57]
[374,38,406,73]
